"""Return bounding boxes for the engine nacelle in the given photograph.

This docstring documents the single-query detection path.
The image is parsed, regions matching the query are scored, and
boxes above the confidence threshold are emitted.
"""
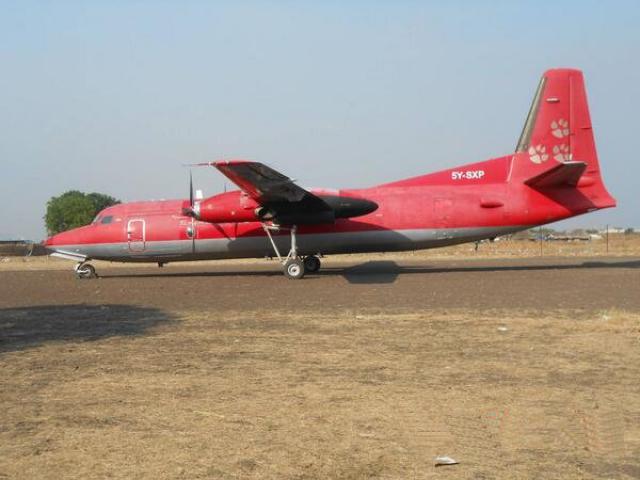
[319,195,378,219]
[193,191,259,223]
[191,190,378,225]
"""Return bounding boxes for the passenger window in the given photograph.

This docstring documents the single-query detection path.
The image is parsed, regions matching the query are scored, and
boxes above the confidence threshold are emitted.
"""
[101,216,113,225]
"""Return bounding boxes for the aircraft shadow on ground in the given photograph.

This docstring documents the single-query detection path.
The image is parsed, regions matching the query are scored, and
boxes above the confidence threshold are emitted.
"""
[0,304,174,354]
[98,258,640,284]
[326,258,640,284]
[331,261,401,284]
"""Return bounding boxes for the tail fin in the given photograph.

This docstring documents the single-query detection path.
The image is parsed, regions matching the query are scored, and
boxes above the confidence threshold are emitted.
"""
[510,69,615,209]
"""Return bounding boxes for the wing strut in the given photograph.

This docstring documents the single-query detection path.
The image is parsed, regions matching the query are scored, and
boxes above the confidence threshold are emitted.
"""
[262,223,289,262]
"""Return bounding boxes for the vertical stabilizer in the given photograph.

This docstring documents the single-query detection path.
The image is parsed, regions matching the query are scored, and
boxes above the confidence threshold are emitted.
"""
[510,69,615,209]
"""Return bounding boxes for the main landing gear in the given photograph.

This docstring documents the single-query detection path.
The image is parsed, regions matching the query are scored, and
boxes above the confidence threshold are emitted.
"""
[303,255,321,273]
[75,262,97,279]
[262,224,321,279]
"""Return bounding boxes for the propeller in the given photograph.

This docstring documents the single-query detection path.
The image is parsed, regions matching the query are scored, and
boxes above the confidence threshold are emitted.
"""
[180,161,224,218]
[189,169,194,207]
[182,169,197,217]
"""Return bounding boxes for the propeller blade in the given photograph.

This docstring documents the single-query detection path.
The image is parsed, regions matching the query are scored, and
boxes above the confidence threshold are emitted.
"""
[189,169,194,207]
[182,169,196,217]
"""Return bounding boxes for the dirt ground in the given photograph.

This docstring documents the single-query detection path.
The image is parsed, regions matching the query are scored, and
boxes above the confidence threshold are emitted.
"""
[1,252,640,479]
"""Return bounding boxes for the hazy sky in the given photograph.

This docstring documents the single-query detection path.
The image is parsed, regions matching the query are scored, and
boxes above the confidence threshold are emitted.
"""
[2,1,639,240]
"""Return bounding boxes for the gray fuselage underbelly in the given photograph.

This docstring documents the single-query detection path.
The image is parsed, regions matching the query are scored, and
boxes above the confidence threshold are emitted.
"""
[57,226,529,263]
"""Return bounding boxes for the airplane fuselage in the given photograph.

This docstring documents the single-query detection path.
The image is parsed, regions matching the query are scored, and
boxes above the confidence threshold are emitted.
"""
[44,155,598,263]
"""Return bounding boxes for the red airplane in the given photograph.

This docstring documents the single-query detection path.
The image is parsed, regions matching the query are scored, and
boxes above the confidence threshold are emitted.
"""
[45,68,615,279]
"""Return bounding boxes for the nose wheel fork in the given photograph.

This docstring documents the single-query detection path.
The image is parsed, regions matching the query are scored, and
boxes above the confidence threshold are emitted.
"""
[75,262,97,279]
[262,224,322,279]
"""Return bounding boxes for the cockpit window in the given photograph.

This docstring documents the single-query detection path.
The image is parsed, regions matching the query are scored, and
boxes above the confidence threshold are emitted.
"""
[101,215,114,225]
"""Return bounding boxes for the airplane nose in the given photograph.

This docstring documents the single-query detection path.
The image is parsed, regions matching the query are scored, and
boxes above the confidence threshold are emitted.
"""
[41,226,93,255]
[43,234,59,252]
[43,230,75,250]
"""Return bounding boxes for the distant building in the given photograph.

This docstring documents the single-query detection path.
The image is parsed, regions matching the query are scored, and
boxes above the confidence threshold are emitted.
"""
[0,236,46,256]
[599,227,626,234]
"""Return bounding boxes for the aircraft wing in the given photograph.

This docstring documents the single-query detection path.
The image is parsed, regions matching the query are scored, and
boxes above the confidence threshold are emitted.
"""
[212,160,332,212]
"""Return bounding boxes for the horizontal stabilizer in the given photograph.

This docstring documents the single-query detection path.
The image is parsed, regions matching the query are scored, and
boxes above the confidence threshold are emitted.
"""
[524,161,587,188]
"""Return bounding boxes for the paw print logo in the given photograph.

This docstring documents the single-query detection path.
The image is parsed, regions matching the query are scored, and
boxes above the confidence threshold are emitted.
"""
[551,119,569,138]
[553,144,572,162]
[528,145,549,164]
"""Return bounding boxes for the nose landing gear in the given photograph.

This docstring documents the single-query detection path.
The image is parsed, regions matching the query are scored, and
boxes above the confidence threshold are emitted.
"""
[75,262,97,279]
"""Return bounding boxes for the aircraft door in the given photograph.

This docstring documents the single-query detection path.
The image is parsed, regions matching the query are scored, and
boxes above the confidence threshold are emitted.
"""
[127,219,146,252]
[433,197,454,239]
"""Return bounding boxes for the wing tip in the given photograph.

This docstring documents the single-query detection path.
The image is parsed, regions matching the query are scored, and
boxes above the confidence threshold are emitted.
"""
[211,159,254,167]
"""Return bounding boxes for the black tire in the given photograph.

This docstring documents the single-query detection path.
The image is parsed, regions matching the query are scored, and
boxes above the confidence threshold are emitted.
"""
[76,263,97,279]
[303,255,321,273]
[284,258,305,279]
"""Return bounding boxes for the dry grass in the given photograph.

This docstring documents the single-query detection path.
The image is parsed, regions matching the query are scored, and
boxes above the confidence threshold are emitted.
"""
[1,307,639,479]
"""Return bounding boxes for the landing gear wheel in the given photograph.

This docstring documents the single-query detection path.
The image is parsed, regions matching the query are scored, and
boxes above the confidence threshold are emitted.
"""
[284,258,305,280]
[303,255,321,273]
[75,263,97,279]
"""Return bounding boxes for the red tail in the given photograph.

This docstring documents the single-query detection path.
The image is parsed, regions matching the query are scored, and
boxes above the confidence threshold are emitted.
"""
[510,68,615,209]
